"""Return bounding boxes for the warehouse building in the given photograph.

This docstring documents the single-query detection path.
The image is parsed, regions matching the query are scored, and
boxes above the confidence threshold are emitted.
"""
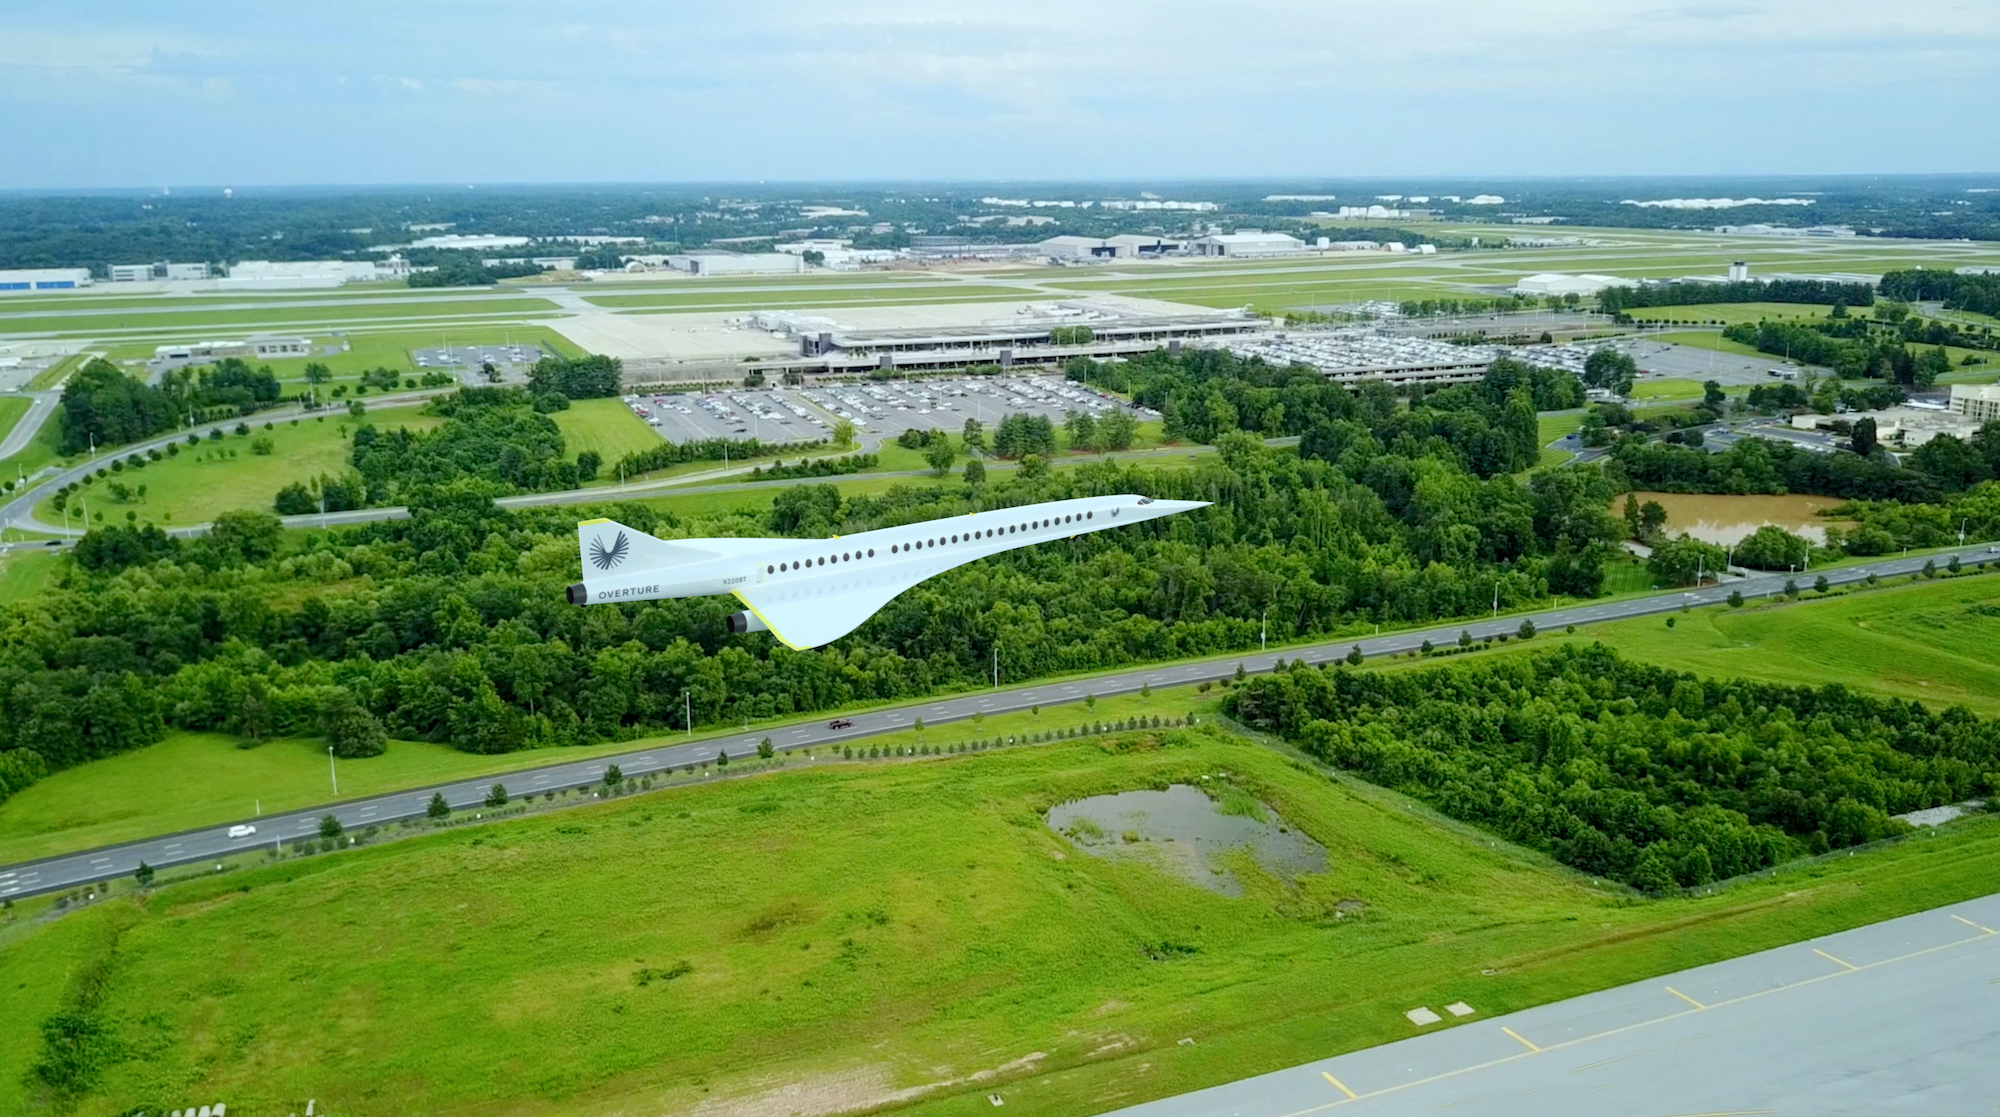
[1951,383,2000,423]
[110,262,211,283]
[1190,231,1307,258]
[220,260,386,290]
[151,336,314,368]
[666,252,806,277]
[0,268,92,292]
[1513,273,1635,298]
[1037,234,1187,260]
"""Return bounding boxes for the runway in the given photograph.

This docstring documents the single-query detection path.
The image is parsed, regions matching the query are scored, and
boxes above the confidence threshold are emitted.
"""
[3,542,1994,901]
[1091,892,2000,1117]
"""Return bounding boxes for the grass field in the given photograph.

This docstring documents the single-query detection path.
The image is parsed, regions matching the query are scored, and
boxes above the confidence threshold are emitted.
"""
[34,406,439,527]
[0,688,1192,867]
[1622,302,1835,326]
[1556,572,2000,716]
[551,399,665,465]
[1646,330,1769,358]
[1628,377,1708,401]
[0,395,32,448]
[583,283,1025,309]
[1532,411,1583,468]
[0,297,561,339]
[0,549,62,605]
[0,401,74,477]
[5,727,1999,1117]
[26,352,87,391]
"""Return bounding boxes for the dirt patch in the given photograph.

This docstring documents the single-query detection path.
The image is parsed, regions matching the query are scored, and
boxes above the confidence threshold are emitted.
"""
[1046,784,1327,896]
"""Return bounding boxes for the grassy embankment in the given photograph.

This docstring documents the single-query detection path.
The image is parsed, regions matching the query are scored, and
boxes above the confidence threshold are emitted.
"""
[3,726,1998,1117]
[33,407,441,528]
[0,297,562,340]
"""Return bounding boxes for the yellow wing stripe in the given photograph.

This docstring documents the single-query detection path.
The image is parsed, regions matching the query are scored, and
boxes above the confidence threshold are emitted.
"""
[730,590,811,652]
[577,518,612,526]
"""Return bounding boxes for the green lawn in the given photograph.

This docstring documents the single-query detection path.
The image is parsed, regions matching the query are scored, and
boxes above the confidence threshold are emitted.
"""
[583,283,1022,309]
[1553,572,2000,717]
[0,297,561,338]
[552,399,664,465]
[0,395,31,448]
[0,402,75,478]
[0,688,1194,868]
[0,549,62,605]
[6,727,2000,1117]
[26,352,88,391]
[1623,302,1837,326]
[1647,330,1768,358]
[1629,377,1708,402]
[37,406,438,528]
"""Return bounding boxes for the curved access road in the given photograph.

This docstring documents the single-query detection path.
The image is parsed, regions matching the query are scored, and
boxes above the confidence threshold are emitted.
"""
[4,542,1994,901]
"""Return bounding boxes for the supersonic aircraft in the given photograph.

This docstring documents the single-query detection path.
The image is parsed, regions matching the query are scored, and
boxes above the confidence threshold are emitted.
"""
[568,494,1207,649]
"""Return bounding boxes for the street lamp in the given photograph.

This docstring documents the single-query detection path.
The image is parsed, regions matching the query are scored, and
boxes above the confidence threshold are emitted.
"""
[328,745,338,796]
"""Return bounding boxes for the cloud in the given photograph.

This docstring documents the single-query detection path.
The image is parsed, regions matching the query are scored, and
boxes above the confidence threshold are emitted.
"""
[0,0,1996,185]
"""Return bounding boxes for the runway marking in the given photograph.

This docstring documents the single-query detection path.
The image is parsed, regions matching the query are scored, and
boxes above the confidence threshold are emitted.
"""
[1664,985,1706,1009]
[1320,1072,1356,1099]
[1266,928,1995,1117]
[1813,948,1858,972]
[1500,1027,1540,1053]
[1950,913,1997,935]
[1569,1020,1755,1075]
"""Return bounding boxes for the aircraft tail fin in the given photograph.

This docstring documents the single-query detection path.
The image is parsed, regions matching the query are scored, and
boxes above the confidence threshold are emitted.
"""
[576,519,719,575]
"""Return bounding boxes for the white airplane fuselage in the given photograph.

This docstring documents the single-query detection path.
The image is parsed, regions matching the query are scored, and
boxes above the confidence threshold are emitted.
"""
[568,493,1207,649]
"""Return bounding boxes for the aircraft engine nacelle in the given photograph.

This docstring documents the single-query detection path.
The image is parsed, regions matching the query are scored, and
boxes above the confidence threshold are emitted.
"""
[725,610,768,635]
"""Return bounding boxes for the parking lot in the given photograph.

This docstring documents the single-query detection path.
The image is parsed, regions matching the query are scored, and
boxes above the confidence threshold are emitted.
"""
[410,344,554,385]
[624,374,1157,446]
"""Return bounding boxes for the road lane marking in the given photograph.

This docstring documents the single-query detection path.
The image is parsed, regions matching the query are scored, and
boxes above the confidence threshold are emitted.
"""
[1500,1027,1540,1053]
[1320,1071,1356,1100]
[1665,985,1706,1009]
[1813,948,1858,972]
[1950,913,1996,935]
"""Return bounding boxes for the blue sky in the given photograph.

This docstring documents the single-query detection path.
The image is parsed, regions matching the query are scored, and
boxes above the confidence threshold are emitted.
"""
[3,0,1996,188]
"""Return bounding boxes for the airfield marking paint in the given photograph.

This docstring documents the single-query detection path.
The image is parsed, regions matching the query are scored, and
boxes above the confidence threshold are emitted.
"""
[1261,911,1996,1117]
[1319,1072,1356,1100]
[1500,1027,1541,1053]
[1950,913,1996,935]
[1812,948,1858,972]
[1664,986,1706,1010]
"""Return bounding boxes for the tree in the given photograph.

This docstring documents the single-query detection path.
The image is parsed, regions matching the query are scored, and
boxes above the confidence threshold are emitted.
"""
[1459,630,1473,648]
[1346,644,1364,666]
[303,362,332,386]
[1582,348,1638,395]
[1814,574,1831,594]
[322,688,387,758]
[1517,618,1536,640]
[716,749,729,767]
[831,419,855,449]
[1065,409,1097,451]
[1852,416,1878,457]
[603,764,622,787]
[924,438,956,476]
[1097,409,1137,451]
[1702,380,1727,409]
[758,738,774,759]
[485,784,508,807]
[1019,453,1047,480]
[576,450,601,482]
[1727,589,1745,608]
[1784,578,1800,597]
[961,417,985,453]
[134,861,154,888]
[1648,535,1727,586]
[319,814,343,839]
[963,458,985,484]
[427,793,450,820]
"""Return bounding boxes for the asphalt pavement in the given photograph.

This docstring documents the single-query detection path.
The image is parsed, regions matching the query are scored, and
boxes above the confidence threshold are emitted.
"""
[4,541,1993,901]
[1088,892,2000,1117]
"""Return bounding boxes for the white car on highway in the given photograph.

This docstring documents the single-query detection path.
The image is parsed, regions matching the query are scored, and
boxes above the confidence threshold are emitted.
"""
[227,824,257,839]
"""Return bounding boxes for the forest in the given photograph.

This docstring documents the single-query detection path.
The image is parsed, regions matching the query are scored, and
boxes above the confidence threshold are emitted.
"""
[1224,645,2000,892]
[1880,268,2000,317]
[0,350,1643,805]
[58,358,287,453]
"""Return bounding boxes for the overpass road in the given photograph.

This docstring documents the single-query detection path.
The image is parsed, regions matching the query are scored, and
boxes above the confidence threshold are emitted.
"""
[2,542,1995,900]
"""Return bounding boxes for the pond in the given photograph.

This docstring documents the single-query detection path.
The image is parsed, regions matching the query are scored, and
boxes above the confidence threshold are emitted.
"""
[1613,491,1855,546]
[1045,784,1327,896]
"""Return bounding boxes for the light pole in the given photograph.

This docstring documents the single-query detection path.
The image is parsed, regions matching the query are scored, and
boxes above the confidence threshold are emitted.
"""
[1260,607,1267,652]
[684,690,692,738]
[328,745,338,796]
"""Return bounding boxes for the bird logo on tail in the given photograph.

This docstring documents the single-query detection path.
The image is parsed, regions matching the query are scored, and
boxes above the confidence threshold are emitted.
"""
[589,531,630,571]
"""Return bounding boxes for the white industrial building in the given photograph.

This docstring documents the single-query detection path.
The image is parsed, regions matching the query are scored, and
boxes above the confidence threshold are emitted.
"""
[666,252,805,277]
[1513,273,1635,298]
[1191,231,1307,258]
[220,260,391,290]
[1037,234,1185,261]
[152,336,314,365]
[1951,383,2000,423]
[0,268,92,292]
[110,262,211,283]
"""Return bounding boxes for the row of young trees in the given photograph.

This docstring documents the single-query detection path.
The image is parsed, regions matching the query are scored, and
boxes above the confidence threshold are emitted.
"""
[1225,645,1999,892]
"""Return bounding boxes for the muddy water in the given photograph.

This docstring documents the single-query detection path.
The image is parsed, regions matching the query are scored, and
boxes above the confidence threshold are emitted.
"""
[1614,491,1855,546]
[1045,784,1327,896]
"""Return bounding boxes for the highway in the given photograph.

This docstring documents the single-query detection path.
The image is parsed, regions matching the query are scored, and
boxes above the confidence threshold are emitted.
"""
[3,541,1993,901]
[1089,891,2000,1117]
